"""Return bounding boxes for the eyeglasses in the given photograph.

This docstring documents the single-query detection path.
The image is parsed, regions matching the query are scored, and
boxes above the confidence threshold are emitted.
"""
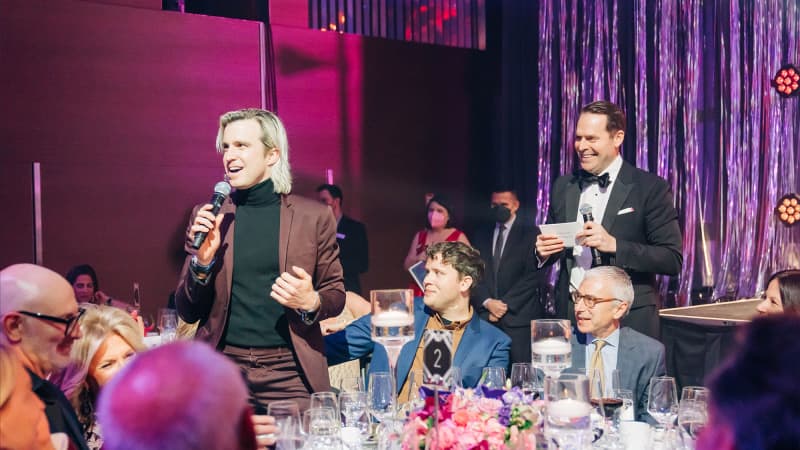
[17,308,86,337]
[570,291,620,308]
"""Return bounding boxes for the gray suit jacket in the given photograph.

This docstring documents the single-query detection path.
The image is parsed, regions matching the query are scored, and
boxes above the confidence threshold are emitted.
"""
[567,326,666,423]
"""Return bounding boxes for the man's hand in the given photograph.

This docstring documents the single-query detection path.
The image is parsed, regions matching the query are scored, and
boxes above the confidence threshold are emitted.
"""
[271,266,319,311]
[576,222,617,253]
[536,234,565,259]
[488,313,500,322]
[484,299,508,319]
[189,204,224,265]
[252,414,277,449]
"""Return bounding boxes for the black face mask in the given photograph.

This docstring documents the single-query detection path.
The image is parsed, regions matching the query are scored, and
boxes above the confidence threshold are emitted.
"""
[492,205,511,223]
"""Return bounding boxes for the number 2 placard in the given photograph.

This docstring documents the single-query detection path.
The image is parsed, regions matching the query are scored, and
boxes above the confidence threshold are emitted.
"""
[423,329,453,387]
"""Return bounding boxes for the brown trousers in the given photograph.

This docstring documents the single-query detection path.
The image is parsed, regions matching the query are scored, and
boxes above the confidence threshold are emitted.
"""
[223,345,313,413]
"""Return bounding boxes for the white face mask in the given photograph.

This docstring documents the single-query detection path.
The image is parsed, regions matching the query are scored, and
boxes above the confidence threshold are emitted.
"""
[428,210,447,229]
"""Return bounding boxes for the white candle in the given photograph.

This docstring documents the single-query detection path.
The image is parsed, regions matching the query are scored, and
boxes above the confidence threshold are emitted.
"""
[548,399,592,418]
[372,311,414,327]
[532,338,571,355]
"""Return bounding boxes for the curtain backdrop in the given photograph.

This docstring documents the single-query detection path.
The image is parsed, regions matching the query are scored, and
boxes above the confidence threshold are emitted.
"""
[529,0,799,305]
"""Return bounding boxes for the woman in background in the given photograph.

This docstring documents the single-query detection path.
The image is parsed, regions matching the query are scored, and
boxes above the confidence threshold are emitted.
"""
[65,264,132,310]
[403,194,471,296]
[756,269,800,315]
[53,305,146,450]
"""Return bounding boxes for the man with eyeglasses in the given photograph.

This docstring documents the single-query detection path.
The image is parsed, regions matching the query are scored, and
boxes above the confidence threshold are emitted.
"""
[0,263,90,450]
[565,266,665,423]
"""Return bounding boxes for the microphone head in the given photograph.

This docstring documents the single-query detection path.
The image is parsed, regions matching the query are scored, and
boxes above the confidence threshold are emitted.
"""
[579,203,593,215]
[213,181,232,197]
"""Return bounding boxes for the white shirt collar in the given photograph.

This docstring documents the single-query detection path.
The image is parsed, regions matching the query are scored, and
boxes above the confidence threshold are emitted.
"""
[589,327,620,348]
[601,154,624,184]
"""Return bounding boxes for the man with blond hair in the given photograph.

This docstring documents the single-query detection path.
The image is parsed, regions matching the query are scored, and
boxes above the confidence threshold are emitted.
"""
[176,108,345,412]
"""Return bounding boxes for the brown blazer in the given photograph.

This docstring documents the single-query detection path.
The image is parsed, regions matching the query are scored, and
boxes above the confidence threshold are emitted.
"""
[175,193,345,393]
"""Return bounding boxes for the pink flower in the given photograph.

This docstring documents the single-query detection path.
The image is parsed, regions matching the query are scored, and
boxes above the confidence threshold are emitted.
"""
[476,397,503,415]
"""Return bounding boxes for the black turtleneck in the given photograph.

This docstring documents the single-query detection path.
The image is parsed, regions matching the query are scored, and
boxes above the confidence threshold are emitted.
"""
[225,178,289,348]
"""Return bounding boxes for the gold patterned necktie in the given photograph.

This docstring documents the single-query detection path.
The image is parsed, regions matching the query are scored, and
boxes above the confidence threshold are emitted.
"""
[589,339,607,398]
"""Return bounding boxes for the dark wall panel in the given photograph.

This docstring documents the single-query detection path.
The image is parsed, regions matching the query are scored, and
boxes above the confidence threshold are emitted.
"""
[1,0,263,313]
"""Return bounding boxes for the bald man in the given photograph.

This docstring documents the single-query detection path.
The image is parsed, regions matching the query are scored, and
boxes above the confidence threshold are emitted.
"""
[0,263,89,450]
[98,341,260,450]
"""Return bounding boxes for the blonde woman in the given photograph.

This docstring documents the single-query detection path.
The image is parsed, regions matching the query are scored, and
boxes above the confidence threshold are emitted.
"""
[52,304,146,450]
[0,343,55,450]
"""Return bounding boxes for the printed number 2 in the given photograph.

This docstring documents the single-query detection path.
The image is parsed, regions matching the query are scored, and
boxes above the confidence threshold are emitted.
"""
[433,349,442,369]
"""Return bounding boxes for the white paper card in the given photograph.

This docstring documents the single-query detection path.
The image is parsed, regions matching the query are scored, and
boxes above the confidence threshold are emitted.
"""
[539,222,582,247]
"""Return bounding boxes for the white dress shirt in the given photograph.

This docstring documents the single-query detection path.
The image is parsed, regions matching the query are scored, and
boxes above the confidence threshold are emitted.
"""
[569,155,624,291]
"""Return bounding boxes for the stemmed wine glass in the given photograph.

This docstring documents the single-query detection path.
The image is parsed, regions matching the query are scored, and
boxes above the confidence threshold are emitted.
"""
[648,376,679,447]
[678,386,709,448]
[370,289,415,416]
[510,363,536,398]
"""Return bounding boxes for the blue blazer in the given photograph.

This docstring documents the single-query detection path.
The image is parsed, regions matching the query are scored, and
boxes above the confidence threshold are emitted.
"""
[325,297,511,391]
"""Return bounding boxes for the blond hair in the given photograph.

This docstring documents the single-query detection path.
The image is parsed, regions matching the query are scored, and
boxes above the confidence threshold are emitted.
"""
[52,304,146,429]
[216,108,292,194]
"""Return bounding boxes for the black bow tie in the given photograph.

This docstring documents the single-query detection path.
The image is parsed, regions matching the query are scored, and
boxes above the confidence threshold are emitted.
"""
[577,171,611,190]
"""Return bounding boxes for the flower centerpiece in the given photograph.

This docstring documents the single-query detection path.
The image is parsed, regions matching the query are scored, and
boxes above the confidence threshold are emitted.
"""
[402,386,543,450]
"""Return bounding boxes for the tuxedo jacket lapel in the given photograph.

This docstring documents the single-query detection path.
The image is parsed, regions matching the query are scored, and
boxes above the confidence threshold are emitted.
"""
[602,162,634,232]
[565,179,581,224]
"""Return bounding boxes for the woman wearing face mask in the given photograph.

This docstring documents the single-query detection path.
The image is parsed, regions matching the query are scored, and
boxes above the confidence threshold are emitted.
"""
[51,305,146,450]
[403,195,472,296]
[756,269,800,315]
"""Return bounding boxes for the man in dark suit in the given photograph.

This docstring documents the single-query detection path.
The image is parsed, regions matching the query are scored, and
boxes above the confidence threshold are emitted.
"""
[565,266,665,423]
[471,189,546,365]
[176,109,345,413]
[326,241,510,398]
[0,263,90,450]
[536,101,682,339]
[316,184,369,295]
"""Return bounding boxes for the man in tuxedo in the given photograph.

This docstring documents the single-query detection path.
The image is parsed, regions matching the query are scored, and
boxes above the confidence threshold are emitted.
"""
[536,101,682,339]
[98,341,259,450]
[176,109,345,412]
[471,189,546,364]
[325,241,510,400]
[566,266,665,423]
[0,263,90,450]
[317,184,369,295]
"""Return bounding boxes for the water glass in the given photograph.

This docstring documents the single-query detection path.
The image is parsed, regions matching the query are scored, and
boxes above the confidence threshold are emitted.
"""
[510,362,535,393]
[678,387,708,448]
[339,376,365,393]
[268,400,301,436]
[339,391,369,445]
[310,392,339,418]
[158,308,178,343]
[275,416,306,450]
[545,374,593,450]
[478,366,506,391]
[303,407,342,449]
[531,319,572,379]
[647,376,678,428]
[368,372,395,423]
[613,388,635,423]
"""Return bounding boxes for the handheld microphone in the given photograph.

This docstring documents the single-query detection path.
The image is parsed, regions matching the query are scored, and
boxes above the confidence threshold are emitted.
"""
[579,203,603,267]
[191,181,232,249]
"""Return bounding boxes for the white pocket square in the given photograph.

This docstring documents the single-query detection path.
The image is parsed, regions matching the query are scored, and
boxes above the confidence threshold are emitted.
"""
[617,207,635,215]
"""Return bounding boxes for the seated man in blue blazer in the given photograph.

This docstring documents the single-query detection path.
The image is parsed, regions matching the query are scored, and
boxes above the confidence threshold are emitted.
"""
[326,241,511,400]
[565,266,666,423]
